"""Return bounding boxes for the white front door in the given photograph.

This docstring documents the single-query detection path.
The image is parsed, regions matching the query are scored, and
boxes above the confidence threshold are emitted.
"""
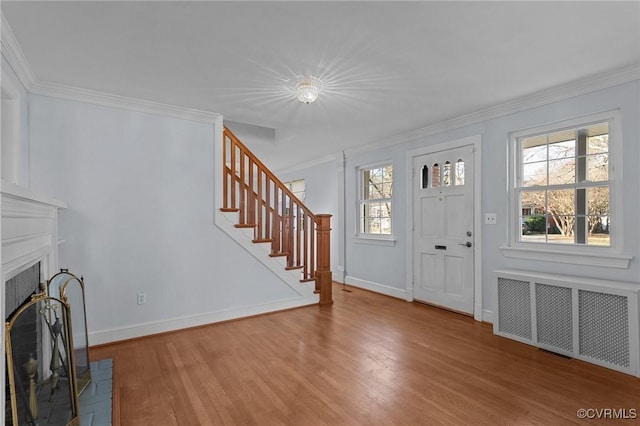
[413,145,474,314]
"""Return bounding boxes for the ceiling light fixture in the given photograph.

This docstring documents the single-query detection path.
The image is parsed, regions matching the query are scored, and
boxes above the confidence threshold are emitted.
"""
[296,78,321,104]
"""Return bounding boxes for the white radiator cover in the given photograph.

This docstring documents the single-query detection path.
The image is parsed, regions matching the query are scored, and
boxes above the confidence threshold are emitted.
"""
[494,269,640,377]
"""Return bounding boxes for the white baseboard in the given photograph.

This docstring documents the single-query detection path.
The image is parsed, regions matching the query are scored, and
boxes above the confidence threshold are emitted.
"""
[344,276,407,300]
[482,309,494,324]
[88,295,318,346]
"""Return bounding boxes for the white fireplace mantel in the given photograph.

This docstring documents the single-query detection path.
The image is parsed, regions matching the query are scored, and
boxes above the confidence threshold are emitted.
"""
[1,181,66,282]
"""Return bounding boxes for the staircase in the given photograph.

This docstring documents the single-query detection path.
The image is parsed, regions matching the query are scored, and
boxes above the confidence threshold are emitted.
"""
[218,127,332,304]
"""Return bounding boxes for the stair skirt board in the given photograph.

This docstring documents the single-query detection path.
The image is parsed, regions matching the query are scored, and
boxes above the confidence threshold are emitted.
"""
[216,210,316,298]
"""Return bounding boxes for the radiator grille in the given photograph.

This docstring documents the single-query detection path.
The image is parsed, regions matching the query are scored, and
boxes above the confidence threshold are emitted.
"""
[497,278,531,340]
[578,290,629,368]
[536,283,573,352]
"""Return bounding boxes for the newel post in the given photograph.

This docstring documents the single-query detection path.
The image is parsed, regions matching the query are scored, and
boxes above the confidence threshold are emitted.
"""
[315,214,333,305]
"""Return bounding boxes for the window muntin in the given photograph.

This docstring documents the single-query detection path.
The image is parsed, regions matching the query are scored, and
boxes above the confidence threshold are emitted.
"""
[359,164,392,235]
[517,121,610,247]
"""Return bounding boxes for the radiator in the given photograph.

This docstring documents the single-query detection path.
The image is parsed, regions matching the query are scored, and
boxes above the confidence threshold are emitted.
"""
[494,269,640,377]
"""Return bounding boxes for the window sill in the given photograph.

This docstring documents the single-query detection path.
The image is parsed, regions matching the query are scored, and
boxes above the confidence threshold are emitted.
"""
[353,235,396,247]
[500,245,632,269]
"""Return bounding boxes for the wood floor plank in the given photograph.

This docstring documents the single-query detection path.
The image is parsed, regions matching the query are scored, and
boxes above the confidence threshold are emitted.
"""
[91,283,640,425]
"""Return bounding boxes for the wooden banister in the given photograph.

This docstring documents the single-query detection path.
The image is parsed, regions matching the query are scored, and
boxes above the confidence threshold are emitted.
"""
[222,127,332,304]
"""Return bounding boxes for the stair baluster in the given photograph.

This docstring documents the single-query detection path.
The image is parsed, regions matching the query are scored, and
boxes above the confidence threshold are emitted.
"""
[222,127,332,304]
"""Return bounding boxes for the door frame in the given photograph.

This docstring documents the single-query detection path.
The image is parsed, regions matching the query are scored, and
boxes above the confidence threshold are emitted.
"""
[405,134,483,321]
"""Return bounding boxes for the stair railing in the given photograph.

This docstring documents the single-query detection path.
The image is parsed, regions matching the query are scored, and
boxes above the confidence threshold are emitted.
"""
[221,127,332,304]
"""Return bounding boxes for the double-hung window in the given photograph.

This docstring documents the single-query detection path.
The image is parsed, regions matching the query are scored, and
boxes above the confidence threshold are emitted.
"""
[507,111,627,266]
[359,163,393,236]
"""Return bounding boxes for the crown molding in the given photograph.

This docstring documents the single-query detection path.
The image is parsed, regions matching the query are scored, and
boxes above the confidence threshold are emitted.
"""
[346,63,640,157]
[31,80,220,124]
[1,12,37,91]
[1,12,219,124]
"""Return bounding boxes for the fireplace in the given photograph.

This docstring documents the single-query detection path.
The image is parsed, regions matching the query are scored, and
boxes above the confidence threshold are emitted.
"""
[2,182,67,424]
[5,289,79,425]
[5,263,42,426]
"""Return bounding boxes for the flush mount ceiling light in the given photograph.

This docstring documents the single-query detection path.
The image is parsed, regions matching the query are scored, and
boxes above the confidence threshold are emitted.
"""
[295,78,322,104]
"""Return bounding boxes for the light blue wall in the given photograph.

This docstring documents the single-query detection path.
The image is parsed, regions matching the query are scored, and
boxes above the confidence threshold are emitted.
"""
[28,95,302,341]
[293,80,640,313]
[277,159,339,273]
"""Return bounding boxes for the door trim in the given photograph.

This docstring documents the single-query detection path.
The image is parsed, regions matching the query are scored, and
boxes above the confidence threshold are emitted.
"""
[405,135,483,321]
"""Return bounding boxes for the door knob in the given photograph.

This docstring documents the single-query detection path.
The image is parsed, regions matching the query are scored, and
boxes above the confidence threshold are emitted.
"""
[459,241,472,247]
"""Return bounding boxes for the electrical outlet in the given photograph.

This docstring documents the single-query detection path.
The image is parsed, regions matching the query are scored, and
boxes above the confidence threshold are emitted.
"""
[485,213,497,225]
[137,292,146,305]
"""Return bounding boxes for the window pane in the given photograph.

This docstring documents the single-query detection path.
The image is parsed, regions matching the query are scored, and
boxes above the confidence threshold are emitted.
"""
[443,161,451,186]
[522,136,547,164]
[522,162,547,186]
[369,217,381,234]
[381,202,391,218]
[432,163,440,188]
[383,182,392,198]
[370,168,383,184]
[548,139,575,160]
[383,166,392,182]
[587,134,608,154]
[520,190,546,242]
[587,186,609,245]
[547,189,575,242]
[521,190,545,215]
[380,218,391,234]
[587,186,609,216]
[548,158,575,185]
[455,160,465,186]
[369,201,381,218]
[421,165,429,189]
[547,189,574,214]
[521,214,547,242]
[365,184,373,199]
[587,154,608,182]
[587,214,610,246]
[547,216,575,244]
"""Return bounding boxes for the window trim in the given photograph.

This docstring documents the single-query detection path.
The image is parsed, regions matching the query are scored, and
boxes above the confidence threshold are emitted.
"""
[356,160,394,240]
[502,110,630,269]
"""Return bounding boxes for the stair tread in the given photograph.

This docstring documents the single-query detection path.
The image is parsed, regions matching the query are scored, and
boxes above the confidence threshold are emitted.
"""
[252,239,273,243]
[285,265,304,270]
[235,224,256,228]
[220,208,240,212]
[269,252,289,257]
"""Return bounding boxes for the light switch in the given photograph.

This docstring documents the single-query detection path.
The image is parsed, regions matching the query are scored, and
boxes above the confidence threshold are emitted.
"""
[485,213,497,225]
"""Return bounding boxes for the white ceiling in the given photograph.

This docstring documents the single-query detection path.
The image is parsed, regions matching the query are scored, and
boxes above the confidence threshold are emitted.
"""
[2,1,639,170]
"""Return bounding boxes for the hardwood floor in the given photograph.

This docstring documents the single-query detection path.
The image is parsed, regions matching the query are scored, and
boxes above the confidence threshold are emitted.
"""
[91,283,640,425]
